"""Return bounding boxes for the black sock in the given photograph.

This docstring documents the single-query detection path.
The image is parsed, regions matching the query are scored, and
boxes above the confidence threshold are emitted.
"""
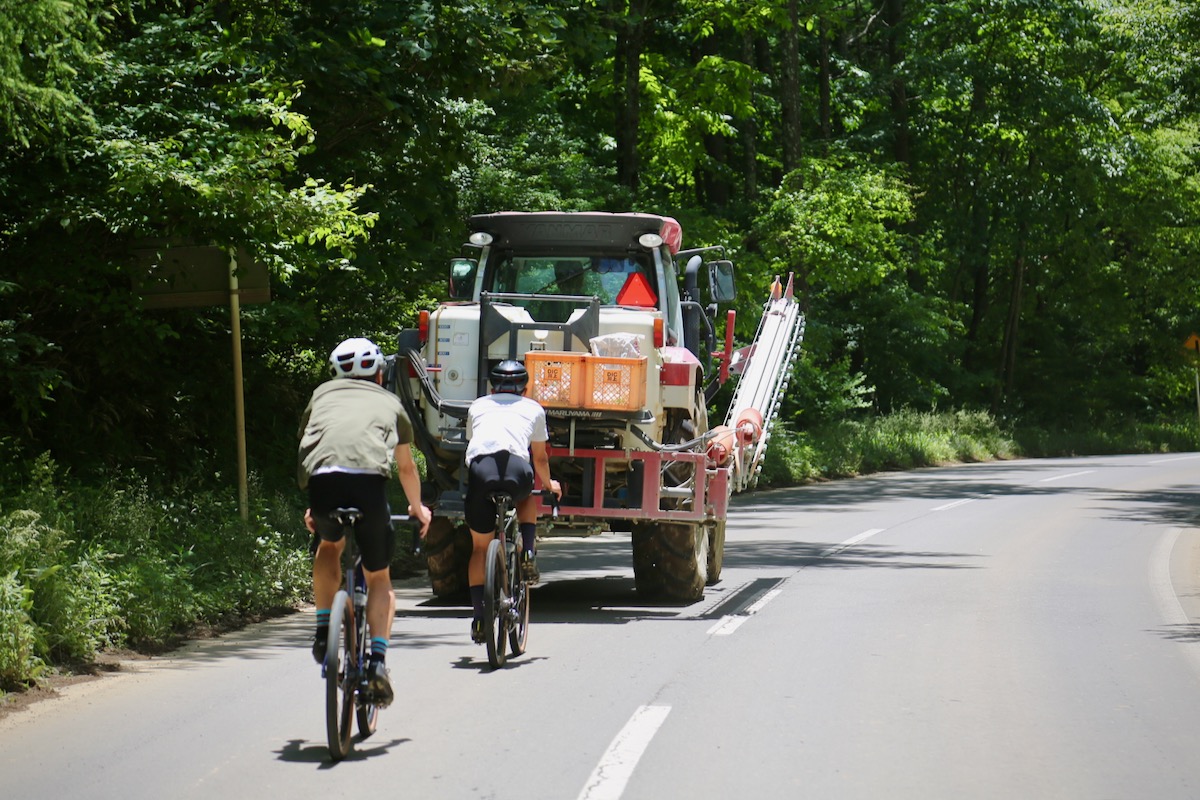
[519,522,536,554]
[470,585,484,617]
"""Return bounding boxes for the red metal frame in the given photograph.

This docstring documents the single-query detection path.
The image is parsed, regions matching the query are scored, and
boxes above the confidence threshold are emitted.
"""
[537,446,729,522]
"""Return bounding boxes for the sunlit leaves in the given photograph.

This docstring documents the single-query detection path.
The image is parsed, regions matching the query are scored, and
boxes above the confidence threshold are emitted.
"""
[754,154,915,293]
[0,0,99,148]
[81,8,372,257]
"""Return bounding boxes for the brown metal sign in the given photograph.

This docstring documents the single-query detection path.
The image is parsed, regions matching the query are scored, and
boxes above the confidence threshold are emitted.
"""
[132,244,269,309]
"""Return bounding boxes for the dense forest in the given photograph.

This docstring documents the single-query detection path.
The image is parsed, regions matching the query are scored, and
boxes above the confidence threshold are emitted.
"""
[4,0,1200,489]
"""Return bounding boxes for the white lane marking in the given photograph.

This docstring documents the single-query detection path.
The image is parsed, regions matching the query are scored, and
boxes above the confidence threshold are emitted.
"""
[1147,454,1200,464]
[578,705,672,800]
[820,528,885,558]
[1038,470,1095,483]
[931,497,978,511]
[707,616,744,636]
[706,589,783,636]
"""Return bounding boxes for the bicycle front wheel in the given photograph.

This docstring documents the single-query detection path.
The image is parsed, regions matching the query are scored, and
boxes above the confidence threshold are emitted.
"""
[483,538,508,668]
[507,546,530,656]
[325,590,355,761]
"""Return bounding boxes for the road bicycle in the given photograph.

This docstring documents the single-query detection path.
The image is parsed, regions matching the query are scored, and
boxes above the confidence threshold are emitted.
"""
[321,508,417,761]
[482,489,557,669]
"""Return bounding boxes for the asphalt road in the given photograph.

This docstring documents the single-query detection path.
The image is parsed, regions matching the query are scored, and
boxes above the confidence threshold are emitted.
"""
[2,453,1200,799]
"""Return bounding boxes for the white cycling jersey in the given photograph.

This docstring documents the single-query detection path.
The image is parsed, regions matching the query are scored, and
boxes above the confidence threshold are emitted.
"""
[465,393,548,464]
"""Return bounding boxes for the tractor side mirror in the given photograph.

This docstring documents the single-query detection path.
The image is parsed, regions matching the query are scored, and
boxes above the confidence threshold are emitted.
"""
[708,260,736,304]
[449,258,477,300]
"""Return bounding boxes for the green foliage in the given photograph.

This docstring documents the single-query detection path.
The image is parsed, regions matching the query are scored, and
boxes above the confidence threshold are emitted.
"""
[79,8,375,254]
[0,0,99,148]
[1013,416,1200,458]
[0,571,43,691]
[759,409,1020,487]
[756,425,821,487]
[752,154,915,295]
[0,456,310,686]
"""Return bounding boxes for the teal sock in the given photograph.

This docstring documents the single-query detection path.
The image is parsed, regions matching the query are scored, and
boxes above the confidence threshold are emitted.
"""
[315,608,330,637]
[371,636,388,663]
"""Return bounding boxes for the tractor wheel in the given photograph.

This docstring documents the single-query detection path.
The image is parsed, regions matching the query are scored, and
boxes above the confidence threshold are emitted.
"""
[423,517,471,598]
[654,521,707,602]
[705,519,725,585]
[631,521,707,602]
[631,521,664,597]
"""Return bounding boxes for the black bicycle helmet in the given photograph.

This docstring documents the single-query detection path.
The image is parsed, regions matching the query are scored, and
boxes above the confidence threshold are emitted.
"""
[489,359,528,394]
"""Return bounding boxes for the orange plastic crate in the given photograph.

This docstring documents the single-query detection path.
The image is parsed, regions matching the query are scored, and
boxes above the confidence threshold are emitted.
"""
[584,356,647,411]
[525,351,585,408]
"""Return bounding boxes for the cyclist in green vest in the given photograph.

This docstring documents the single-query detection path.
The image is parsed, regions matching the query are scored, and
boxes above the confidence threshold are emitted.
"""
[298,337,432,705]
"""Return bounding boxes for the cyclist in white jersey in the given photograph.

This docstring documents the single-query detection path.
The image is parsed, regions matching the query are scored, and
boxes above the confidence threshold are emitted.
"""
[464,360,561,643]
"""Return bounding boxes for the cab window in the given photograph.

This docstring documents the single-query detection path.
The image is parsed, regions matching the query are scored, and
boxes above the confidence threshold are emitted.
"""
[489,254,657,322]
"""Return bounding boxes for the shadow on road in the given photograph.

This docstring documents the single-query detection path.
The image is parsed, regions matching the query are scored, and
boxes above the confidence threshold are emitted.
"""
[736,459,1200,535]
[275,736,410,768]
[1151,623,1200,643]
[1094,486,1200,529]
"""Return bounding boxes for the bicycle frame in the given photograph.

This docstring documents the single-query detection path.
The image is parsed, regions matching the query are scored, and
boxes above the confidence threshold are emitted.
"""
[346,552,372,707]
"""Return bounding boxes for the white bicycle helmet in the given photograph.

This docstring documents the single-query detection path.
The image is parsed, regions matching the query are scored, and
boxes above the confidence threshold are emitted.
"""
[328,337,384,379]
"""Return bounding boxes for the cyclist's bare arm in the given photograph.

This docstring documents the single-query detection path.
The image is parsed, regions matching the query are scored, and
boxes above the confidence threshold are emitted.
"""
[394,442,432,536]
[530,440,561,499]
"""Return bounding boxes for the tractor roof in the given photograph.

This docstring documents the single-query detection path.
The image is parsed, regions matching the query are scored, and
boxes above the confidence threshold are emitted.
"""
[468,212,681,254]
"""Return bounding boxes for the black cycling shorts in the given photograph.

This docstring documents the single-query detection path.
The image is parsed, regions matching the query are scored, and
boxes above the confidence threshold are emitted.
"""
[465,451,533,533]
[307,472,393,572]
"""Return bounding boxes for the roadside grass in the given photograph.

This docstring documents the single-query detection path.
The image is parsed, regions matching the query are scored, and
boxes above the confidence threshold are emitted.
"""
[757,409,1021,486]
[0,455,310,693]
[1011,417,1200,458]
[756,409,1200,486]
[2,410,1197,694]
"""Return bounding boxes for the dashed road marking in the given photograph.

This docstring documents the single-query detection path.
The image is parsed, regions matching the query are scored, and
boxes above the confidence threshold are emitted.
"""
[1038,470,1095,483]
[931,497,979,511]
[706,589,783,636]
[577,705,672,800]
[820,528,886,557]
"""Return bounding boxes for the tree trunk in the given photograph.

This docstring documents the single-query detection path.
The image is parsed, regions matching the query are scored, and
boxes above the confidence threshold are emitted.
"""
[695,33,729,209]
[741,33,771,200]
[780,0,803,173]
[614,0,647,194]
[818,18,832,142]
[885,0,911,166]
[962,199,994,372]
[998,242,1027,406]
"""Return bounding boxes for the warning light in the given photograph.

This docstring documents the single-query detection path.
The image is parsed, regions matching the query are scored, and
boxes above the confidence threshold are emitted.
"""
[417,310,430,344]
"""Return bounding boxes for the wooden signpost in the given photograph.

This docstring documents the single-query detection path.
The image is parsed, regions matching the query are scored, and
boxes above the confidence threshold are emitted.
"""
[133,243,270,520]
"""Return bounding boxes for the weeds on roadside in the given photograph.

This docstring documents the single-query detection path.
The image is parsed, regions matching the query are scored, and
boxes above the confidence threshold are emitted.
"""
[0,456,309,692]
[758,408,1019,486]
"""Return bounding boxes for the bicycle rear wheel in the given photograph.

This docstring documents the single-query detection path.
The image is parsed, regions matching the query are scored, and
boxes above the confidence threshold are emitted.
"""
[507,545,530,656]
[325,590,355,761]
[483,538,508,668]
